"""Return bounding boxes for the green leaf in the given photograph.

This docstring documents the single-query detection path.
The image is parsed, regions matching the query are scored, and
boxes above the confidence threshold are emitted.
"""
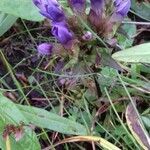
[0,12,17,36]
[0,0,44,21]
[0,92,40,150]
[112,43,150,63]
[117,19,136,49]
[131,0,150,21]
[17,105,87,135]
[0,92,87,136]
[142,115,150,130]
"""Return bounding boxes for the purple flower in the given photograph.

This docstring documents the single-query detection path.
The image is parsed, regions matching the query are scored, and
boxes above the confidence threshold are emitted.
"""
[112,0,131,21]
[116,0,131,17]
[68,0,86,14]
[90,0,104,16]
[52,22,74,49]
[37,43,53,55]
[33,0,65,22]
[44,5,65,22]
[114,0,122,6]
[33,0,74,49]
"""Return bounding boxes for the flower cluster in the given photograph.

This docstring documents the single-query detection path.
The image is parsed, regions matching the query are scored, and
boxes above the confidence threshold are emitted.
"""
[33,0,131,89]
[33,0,131,55]
[33,0,74,54]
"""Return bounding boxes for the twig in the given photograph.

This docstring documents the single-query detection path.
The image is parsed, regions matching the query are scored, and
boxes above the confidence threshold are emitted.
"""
[122,21,150,26]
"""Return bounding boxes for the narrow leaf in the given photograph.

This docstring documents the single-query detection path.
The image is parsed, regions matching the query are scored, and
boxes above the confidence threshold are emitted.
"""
[142,116,150,130]
[6,136,11,150]
[17,105,87,135]
[126,102,150,150]
[53,136,121,150]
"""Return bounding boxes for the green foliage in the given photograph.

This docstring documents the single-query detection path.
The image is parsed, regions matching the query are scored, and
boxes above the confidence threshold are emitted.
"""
[142,108,150,131]
[112,43,150,63]
[0,92,40,150]
[131,0,150,21]
[0,12,17,36]
[0,0,44,21]
[97,67,118,94]
[117,21,136,49]
[142,116,150,131]
[17,105,87,135]
[0,0,149,149]
[0,92,87,149]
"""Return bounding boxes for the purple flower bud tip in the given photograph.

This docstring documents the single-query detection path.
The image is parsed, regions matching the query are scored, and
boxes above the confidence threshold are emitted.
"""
[114,0,131,17]
[37,43,53,55]
[82,31,93,41]
[44,5,65,22]
[90,0,104,15]
[33,0,65,22]
[33,0,40,6]
[69,0,86,13]
[33,0,58,9]
[110,0,131,22]
[114,0,122,6]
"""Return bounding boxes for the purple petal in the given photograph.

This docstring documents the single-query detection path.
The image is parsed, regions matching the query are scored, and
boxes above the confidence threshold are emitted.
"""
[33,0,46,12]
[45,5,65,22]
[90,0,104,16]
[47,0,58,5]
[37,43,53,55]
[113,0,122,7]
[33,0,58,8]
[33,0,65,22]
[52,23,73,48]
[111,0,131,22]
[33,0,41,7]
[69,0,86,13]
[114,0,131,17]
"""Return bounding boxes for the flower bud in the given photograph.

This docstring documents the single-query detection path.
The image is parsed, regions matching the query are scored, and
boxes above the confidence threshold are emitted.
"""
[90,0,104,16]
[52,22,74,49]
[68,0,86,14]
[88,0,105,28]
[111,0,131,22]
[37,43,53,55]
[33,0,65,22]
[115,0,131,17]
[82,31,93,41]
